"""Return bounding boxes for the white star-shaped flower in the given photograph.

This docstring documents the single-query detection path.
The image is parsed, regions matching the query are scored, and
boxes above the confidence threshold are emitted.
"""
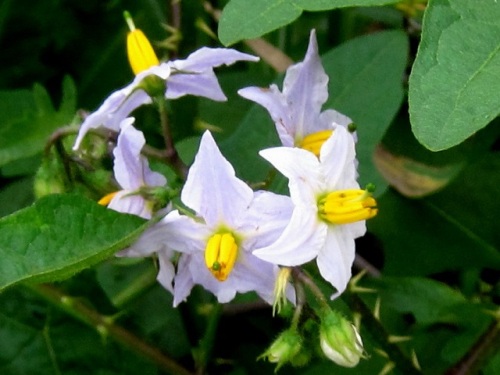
[254,126,377,298]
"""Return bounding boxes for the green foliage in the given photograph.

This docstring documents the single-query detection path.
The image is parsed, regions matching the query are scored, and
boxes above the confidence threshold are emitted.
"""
[0,194,147,292]
[0,77,76,167]
[1,0,499,374]
[218,0,400,45]
[409,0,500,151]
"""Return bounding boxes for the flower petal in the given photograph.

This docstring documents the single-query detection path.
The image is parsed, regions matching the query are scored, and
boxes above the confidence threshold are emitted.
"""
[108,190,152,219]
[319,125,358,190]
[158,210,209,254]
[73,87,150,150]
[181,131,253,227]
[282,30,329,140]
[166,71,227,101]
[238,85,294,146]
[173,254,196,306]
[253,207,327,266]
[316,226,355,299]
[259,146,322,205]
[240,191,294,249]
[169,47,259,72]
[156,249,176,293]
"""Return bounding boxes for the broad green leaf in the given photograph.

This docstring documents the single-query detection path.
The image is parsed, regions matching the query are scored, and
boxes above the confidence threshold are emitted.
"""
[409,0,500,151]
[218,0,400,45]
[0,194,147,292]
[223,31,407,193]
[0,76,76,167]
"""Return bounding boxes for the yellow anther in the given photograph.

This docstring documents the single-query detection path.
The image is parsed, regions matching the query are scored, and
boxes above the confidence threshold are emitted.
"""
[205,232,238,281]
[299,130,333,157]
[318,189,377,225]
[124,12,159,75]
[98,191,119,206]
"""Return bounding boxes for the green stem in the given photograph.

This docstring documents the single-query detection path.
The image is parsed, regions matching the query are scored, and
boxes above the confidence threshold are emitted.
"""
[343,292,422,375]
[157,96,188,179]
[292,267,329,310]
[26,284,194,375]
[290,276,306,330]
[194,303,222,375]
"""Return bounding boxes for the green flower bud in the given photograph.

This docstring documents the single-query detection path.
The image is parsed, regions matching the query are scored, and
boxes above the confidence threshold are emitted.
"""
[259,328,302,371]
[319,309,364,367]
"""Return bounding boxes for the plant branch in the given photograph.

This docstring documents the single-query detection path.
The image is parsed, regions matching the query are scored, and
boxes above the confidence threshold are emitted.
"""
[26,283,194,375]
[444,315,500,375]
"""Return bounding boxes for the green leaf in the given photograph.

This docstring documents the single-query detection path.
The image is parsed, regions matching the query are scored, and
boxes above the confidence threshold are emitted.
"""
[0,76,76,167]
[409,0,500,151]
[218,0,400,45]
[369,152,500,276]
[223,31,407,194]
[0,194,147,292]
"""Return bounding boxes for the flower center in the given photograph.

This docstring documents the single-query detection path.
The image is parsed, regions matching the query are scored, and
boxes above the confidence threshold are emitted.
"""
[98,191,119,206]
[318,189,377,225]
[299,130,333,157]
[124,11,159,75]
[205,232,238,282]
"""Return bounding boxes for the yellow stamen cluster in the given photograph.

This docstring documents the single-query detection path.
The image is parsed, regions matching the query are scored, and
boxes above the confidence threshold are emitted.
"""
[299,130,333,157]
[205,232,238,282]
[318,189,377,225]
[125,12,159,75]
[98,191,119,206]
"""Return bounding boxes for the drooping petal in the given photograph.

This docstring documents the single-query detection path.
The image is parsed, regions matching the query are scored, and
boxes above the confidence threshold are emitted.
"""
[319,125,358,190]
[73,87,151,150]
[107,190,152,219]
[316,226,355,299]
[259,146,323,205]
[173,254,196,306]
[181,131,253,228]
[241,191,294,250]
[156,249,176,293]
[117,220,170,257]
[237,85,294,147]
[253,207,327,266]
[282,30,329,140]
[169,47,259,72]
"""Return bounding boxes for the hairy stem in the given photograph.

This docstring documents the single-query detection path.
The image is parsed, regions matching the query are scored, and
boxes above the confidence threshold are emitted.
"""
[26,283,194,375]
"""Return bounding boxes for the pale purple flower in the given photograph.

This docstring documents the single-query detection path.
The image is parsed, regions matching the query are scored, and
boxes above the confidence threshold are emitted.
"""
[145,131,294,306]
[73,49,259,149]
[238,29,352,148]
[105,118,167,219]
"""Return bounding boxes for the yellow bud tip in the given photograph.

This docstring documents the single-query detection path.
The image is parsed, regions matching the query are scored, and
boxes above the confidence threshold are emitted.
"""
[299,130,333,157]
[98,191,119,206]
[125,18,159,75]
[205,233,238,282]
[318,189,378,225]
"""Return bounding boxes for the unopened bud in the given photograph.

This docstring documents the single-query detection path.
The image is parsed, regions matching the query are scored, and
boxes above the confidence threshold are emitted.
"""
[259,328,302,371]
[319,309,364,367]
